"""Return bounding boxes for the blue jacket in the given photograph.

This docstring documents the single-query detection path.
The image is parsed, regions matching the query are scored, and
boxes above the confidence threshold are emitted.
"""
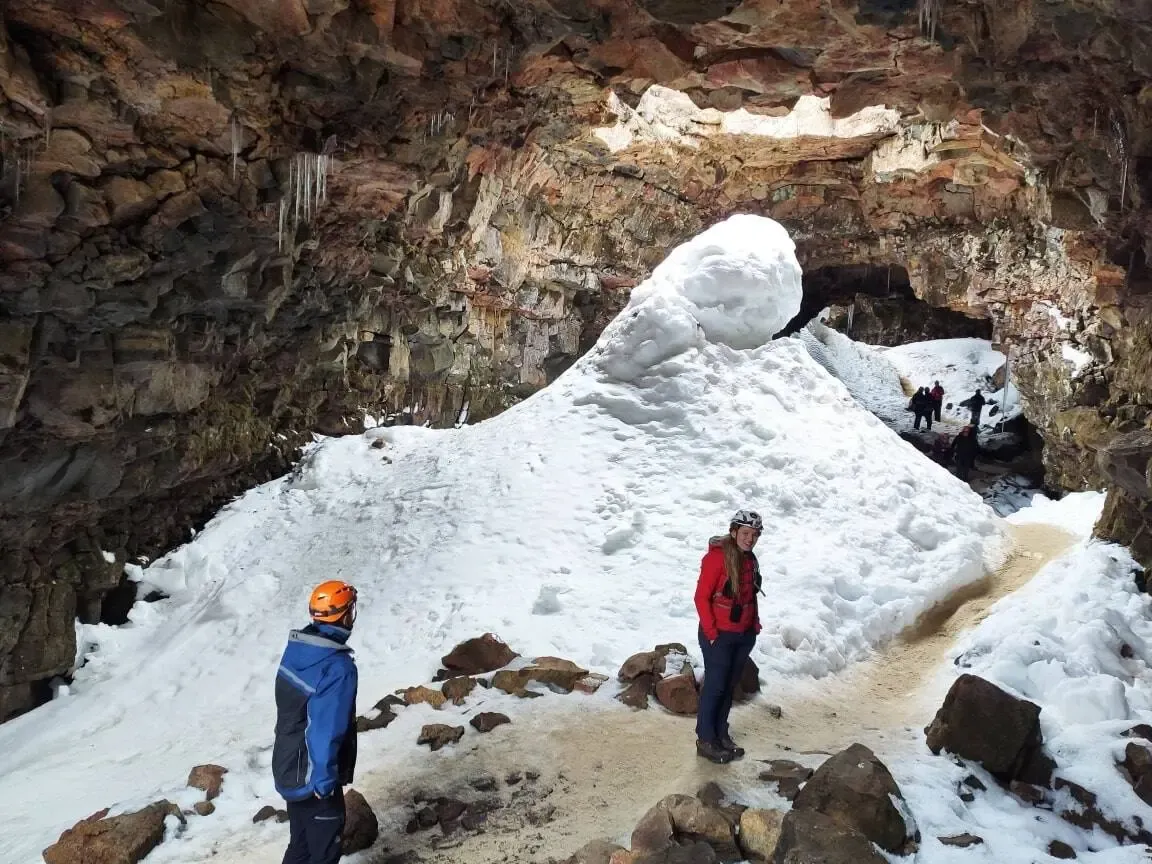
[272,624,358,801]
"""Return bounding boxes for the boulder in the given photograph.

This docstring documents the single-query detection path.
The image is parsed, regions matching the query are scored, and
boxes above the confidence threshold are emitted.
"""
[342,789,379,854]
[402,685,447,709]
[252,806,289,823]
[470,712,511,733]
[792,743,915,854]
[43,801,175,864]
[192,801,215,817]
[734,657,760,701]
[924,674,1042,779]
[441,676,478,705]
[1048,840,1077,859]
[441,634,518,675]
[655,672,699,715]
[187,764,227,801]
[565,838,625,864]
[758,760,812,801]
[631,795,738,860]
[774,809,888,864]
[418,723,465,751]
[493,656,589,694]
[619,651,667,681]
[737,808,783,861]
[1120,742,1152,806]
[618,673,657,709]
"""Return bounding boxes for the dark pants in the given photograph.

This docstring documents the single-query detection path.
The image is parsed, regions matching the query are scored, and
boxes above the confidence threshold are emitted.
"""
[913,411,932,431]
[932,401,942,422]
[970,408,982,426]
[696,628,756,743]
[283,788,345,864]
[956,459,974,482]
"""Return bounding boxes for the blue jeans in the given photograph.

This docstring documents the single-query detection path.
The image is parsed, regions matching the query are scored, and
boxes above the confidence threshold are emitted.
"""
[696,627,756,743]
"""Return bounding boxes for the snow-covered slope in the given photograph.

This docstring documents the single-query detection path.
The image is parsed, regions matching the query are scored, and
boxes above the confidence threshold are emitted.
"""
[0,215,1006,863]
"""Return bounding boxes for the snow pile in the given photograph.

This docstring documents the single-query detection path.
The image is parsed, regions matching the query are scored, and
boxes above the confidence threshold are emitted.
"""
[1007,489,1108,537]
[897,493,1152,863]
[0,215,1006,863]
[795,319,909,425]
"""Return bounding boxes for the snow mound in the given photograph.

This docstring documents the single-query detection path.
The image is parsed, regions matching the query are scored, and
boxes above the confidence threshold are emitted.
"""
[1008,490,1107,538]
[598,215,802,378]
[0,217,1004,863]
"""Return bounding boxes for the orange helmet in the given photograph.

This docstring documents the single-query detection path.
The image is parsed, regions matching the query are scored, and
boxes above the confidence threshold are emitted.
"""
[309,581,358,624]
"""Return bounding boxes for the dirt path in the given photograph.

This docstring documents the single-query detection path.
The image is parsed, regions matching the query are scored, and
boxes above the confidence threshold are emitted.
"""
[356,522,1074,864]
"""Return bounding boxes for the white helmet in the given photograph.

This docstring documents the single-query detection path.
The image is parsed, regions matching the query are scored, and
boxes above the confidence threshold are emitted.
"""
[730,509,763,532]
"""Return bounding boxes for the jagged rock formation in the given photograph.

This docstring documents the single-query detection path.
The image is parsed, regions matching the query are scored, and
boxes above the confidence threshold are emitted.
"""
[0,0,1150,719]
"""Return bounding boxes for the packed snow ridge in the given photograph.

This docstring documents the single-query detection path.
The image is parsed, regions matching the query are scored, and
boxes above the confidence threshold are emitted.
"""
[0,215,1007,863]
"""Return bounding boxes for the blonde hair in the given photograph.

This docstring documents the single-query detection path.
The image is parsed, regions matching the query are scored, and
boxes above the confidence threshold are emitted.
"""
[721,534,743,597]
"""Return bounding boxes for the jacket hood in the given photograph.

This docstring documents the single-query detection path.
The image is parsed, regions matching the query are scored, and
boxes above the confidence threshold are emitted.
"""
[283,624,352,673]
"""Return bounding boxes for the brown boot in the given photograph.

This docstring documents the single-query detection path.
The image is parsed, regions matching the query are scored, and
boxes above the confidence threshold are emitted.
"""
[696,739,734,764]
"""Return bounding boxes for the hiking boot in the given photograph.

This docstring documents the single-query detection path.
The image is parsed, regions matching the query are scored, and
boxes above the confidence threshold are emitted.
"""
[719,735,745,759]
[696,739,734,764]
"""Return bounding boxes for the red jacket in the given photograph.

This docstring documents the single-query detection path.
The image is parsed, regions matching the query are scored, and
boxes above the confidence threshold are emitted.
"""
[930,385,944,403]
[694,538,761,642]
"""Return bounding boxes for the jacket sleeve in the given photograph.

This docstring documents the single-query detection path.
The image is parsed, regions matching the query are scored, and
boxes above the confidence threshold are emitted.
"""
[306,657,358,797]
[694,551,724,643]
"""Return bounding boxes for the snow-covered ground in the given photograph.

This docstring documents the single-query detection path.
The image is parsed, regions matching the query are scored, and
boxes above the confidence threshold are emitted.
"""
[0,216,1008,863]
[894,492,1152,863]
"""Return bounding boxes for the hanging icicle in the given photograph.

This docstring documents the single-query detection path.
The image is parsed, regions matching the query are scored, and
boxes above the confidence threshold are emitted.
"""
[231,116,240,181]
[278,151,335,254]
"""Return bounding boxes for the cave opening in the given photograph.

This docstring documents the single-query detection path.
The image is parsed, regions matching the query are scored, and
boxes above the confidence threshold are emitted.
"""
[782,263,993,346]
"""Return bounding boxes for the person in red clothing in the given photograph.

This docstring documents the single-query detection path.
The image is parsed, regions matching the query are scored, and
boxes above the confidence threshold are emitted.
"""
[930,381,945,422]
[693,509,763,764]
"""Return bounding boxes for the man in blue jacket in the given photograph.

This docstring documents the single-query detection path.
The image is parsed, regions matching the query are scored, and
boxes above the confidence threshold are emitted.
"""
[273,580,359,864]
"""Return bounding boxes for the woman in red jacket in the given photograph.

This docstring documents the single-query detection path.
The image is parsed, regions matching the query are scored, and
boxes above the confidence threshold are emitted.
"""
[693,509,763,764]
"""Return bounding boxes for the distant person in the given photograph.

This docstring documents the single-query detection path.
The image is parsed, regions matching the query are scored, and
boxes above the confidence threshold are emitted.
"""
[910,387,933,431]
[930,381,945,422]
[968,389,986,426]
[274,581,359,864]
[951,425,979,481]
[694,510,763,764]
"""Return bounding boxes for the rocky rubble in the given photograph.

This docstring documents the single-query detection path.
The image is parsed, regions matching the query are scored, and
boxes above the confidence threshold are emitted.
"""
[615,644,762,715]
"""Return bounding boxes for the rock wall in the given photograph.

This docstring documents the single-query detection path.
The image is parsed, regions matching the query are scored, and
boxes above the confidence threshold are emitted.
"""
[1,0,1150,718]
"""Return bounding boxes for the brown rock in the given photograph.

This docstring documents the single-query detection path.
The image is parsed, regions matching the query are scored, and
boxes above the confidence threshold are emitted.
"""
[187,764,228,801]
[441,676,478,705]
[792,743,915,854]
[252,805,289,823]
[564,838,625,864]
[1122,724,1152,742]
[738,808,783,861]
[192,801,215,817]
[441,634,518,675]
[102,177,157,224]
[619,650,667,681]
[470,712,510,733]
[1009,781,1047,806]
[493,656,589,694]
[618,673,656,709]
[939,833,983,847]
[402,686,447,709]
[418,723,465,751]
[342,789,379,854]
[758,760,813,801]
[37,129,103,177]
[43,800,173,864]
[1120,741,1152,806]
[924,674,1043,779]
[655,671,699,715]
[774,809,888,864]
[356,703,397,732]
[1048,840,1077,859]
[146,170,187,199]
[631,795,738,860]
[734,657,761,701]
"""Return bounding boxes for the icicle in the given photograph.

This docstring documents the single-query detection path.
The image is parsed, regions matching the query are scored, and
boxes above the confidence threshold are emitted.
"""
[231,116,239,181]
[492,42,498,77]
[278,198,285,253]
[294,154,302,228]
